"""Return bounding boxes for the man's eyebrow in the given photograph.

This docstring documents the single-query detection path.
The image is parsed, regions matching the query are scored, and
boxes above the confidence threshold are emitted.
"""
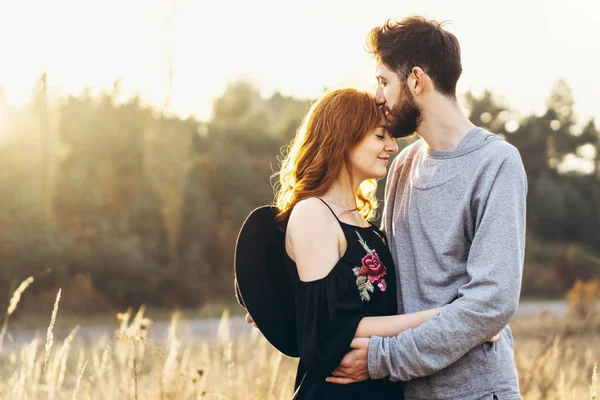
[376,75,387,81]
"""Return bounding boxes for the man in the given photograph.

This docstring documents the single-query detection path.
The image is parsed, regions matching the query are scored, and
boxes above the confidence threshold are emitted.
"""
[325,16,527,400]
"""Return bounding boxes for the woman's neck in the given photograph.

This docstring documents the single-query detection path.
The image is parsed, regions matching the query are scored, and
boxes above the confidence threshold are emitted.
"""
[321,179,359,210]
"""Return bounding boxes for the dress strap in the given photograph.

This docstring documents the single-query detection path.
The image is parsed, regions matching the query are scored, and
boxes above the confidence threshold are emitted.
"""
[316,198,342,223]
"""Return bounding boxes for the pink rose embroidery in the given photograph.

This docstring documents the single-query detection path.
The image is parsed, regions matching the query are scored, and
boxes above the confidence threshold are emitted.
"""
[352,231,388,302]
[359,251,386,283]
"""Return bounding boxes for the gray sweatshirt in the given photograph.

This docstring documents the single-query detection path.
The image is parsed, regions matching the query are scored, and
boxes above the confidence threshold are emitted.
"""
[368,128,527,400]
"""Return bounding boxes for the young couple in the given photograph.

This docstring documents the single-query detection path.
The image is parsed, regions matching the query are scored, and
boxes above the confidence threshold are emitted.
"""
[235,15,526,400]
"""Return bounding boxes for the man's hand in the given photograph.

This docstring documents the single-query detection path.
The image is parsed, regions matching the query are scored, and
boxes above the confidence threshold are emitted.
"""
[323,332,498,385]
[326,338,370,385]
[245,312,257,328]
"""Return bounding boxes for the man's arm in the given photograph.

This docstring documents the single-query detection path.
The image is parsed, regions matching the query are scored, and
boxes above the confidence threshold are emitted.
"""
[368,147,527,381]
[380,142,417,234]
[379,153,398,235]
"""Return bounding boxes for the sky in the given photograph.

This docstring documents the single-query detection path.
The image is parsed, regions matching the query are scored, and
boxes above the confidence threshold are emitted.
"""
[0,0,599,126]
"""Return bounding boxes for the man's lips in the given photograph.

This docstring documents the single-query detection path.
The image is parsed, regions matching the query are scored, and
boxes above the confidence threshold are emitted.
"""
[382,109,393,123]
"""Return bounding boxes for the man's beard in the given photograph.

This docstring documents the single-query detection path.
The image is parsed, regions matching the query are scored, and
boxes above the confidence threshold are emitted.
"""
[384,85,422,139]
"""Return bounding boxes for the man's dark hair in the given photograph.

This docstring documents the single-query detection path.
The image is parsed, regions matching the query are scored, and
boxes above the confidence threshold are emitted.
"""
[366,15,462,98]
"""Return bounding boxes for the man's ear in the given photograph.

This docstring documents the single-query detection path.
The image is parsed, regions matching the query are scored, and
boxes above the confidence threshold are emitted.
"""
[410,67,426,95]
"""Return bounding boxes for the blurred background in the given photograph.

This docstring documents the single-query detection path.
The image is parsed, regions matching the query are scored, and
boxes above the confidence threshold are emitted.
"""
[0,0,599,323]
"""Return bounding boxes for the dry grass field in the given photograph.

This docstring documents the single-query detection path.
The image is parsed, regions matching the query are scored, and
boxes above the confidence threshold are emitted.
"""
[0,284,597,400]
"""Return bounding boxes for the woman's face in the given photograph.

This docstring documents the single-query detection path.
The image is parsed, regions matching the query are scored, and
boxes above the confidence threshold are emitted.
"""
[349,121,399,181]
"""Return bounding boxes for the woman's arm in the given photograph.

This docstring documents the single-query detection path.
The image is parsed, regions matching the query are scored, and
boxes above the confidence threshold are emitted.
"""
[355,309,501,343]
[355,308,441,338]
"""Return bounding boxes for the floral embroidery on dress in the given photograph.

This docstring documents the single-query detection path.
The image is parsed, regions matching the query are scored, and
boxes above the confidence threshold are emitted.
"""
[352,231,388,302]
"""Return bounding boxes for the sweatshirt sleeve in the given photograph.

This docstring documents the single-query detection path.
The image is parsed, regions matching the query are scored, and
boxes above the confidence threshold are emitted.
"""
[368,147,527,381]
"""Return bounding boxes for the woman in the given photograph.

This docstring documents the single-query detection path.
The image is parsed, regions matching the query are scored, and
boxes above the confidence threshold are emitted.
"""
[272,88,441,399]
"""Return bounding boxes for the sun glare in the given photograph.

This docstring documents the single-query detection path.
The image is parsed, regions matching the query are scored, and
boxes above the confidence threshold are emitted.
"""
[0,109,4,138]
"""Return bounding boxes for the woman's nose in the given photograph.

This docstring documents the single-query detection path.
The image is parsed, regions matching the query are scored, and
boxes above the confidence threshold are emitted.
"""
[386,138,399,154]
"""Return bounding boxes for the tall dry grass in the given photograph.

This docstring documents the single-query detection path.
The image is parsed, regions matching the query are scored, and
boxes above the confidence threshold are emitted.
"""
[0,276,34,350]
[0,284,598,399]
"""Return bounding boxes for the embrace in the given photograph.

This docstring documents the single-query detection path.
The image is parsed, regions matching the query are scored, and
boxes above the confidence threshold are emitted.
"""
[235,15,526,400]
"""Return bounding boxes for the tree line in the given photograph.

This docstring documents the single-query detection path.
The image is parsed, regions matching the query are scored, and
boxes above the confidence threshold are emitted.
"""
[0,77,598,314]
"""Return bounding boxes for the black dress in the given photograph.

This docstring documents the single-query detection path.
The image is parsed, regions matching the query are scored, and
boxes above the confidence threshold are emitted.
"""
[284,198,405,399]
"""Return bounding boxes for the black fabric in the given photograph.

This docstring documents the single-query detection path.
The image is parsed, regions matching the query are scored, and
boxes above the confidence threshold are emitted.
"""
[234,206,299,357]
[287,200,405,399]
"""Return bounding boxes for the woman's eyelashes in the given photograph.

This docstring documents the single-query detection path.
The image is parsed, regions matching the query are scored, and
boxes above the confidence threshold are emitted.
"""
[376,129,388,140]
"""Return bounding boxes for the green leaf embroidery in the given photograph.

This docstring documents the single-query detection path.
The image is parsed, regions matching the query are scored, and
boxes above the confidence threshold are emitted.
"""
[355,231,372,254]
[354,267,374,302]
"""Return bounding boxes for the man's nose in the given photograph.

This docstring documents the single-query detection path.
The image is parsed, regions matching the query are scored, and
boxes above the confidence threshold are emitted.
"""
[374,87,385,106]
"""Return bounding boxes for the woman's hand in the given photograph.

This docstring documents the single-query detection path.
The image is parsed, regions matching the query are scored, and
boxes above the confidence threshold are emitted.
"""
[245,312,257,328]
[487,333,500,343]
